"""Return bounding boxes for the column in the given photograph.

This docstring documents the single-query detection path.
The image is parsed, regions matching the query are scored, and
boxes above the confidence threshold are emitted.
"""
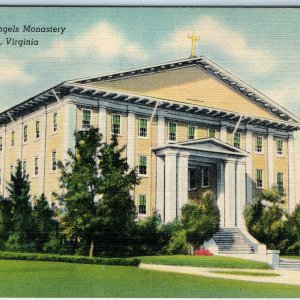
[156,156,165,222]
[217,162,225,227]
[157,115,165,146]
[63,102,77,159]
[164,150,177,223]
[177,151,189,218]
[127,112,135,169]
[0,126,6,195]
[39,107,47,195]
[288,133,296,213]
[267,129,274,189]
[224,160,236,227]
[220,123,227,142]
[245,127,253,203]
[98,107,107,143]
[236,160,246,228]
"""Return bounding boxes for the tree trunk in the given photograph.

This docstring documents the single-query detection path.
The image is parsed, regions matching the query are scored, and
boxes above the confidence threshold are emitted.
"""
[89,240,94,257]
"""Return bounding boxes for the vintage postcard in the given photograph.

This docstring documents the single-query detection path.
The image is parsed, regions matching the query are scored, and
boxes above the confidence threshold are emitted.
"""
[0,6,300,298]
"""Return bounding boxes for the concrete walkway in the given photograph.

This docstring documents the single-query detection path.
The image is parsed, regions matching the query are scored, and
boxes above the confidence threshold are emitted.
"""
[140,263,300,286]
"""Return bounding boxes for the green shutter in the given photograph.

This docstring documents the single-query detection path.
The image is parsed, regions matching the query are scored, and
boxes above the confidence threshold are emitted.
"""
[139,195,146,206]
[140,118,147,129]
[140,156,147,166]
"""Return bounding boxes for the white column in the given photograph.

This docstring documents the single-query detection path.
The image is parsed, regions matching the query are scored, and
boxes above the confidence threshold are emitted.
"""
[156,156,165,222]
[157,115,165,146]
[39,107,47,195]
[63,102,77,159]
[288,133,296,213]
[98,107,107,143]
[217,162,225,227]
[236,160,246,228]
[164,150,177,223]
[220,124,227,143]
[267,129,274,189]
[245,128,253,203]
[177,152,189,218]
[18,120,23,161]
[224,160,236,227]
[127,112,135,169]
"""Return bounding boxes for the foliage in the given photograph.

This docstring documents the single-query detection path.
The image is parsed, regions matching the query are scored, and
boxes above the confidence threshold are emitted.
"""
[181,191,220,249]
[58,128,139,257]
[32,194,60,252]
[5,160,36,251]
[0,251,140,266]
[282,204,300,255]
[244,188,288,251]
[0,197,13,249]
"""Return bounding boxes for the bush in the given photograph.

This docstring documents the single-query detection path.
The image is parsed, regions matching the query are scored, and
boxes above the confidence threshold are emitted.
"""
[0,251,140,266]
[164,229,189,255]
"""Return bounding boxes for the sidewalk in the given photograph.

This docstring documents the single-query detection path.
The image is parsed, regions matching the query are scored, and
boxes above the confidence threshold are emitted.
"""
[140,263,300,286]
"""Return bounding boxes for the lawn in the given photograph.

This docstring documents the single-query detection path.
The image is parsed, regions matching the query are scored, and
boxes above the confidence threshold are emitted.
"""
[136,255,272,269]
[1,260,300,297]
[281,255,300,259]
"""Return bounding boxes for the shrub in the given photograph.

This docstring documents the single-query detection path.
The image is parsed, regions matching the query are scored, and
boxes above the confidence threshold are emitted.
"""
[0,251,140,266]
[164,229,189,255]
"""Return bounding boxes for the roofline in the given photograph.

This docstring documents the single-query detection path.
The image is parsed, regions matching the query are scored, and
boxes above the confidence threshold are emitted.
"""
[67,55,300,124]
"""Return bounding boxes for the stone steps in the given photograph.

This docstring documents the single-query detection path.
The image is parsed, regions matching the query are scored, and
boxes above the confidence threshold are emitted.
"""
[213,228,255,254]
[279,258,300,269]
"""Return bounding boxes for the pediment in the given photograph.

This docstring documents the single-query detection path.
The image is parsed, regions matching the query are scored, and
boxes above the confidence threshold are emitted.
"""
[153,138,249,157]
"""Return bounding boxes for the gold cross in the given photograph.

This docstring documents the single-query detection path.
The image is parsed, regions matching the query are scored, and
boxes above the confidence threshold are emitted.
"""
[187,32,200,58]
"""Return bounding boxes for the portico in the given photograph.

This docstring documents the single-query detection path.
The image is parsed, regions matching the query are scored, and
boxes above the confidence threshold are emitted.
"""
[153,138,249,228]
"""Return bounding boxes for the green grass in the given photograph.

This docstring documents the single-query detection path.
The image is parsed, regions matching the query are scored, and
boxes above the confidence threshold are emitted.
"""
[0,260,299,297]
[210,271,280,277]
[136,255,272,269]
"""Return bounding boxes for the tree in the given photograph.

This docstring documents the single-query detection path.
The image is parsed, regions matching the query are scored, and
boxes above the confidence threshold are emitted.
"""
[0,196,13,248]
[32,194,59,252]
[59,128,139,257]
[181,191,220,252]
[6,160,35,251]
[244,188,288,250]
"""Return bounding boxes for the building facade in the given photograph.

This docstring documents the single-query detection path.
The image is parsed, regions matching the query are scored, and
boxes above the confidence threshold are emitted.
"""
[0,56,299,230]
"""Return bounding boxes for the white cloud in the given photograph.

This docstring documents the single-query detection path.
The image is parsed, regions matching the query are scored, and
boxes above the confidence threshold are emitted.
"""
[161,16,277,75]
[39,22,148,62]
[0,54,34,84]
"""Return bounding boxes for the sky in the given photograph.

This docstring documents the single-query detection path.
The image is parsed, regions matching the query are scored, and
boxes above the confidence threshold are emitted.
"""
[0,7,300,114]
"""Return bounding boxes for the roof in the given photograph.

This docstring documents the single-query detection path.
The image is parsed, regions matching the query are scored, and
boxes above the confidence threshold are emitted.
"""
[0,56,299,131]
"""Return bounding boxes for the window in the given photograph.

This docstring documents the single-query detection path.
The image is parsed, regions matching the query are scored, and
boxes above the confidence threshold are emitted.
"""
[23,125,28,143]
[233,132,241,148]
[53,113,57,133]
[23,161,27,175]
[34,157,38,176]
[82,109,91,129]
[188,126,196,140]
[139,195,147,214]
[202,167,209,188]
[138,155,147,175]
[277,172,284,193]
[168,122,176,141]
[276,140,283,156]
[256,136,263,153]
[112,114,121,135]
[139,118,148,137]
[0,136,2,152]
[256,169,263,188]
[208,128,216,138]
[35,121,40,139]
[11,131,15,147]
[52,151,57,171]
[189,169,196,190]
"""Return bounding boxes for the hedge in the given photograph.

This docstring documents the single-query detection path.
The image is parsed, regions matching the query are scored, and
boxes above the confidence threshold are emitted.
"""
[0,251,140,266]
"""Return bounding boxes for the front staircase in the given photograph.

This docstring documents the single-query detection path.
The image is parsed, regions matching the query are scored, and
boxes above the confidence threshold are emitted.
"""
[213,228,255,254]
[279,258,300,269]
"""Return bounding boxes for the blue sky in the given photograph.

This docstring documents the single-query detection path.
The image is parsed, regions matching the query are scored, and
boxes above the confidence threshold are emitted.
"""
[1,7,300,117]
